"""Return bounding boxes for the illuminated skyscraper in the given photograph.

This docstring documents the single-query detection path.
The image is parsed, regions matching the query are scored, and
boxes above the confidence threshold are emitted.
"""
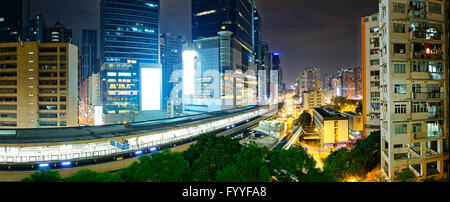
[160,33,184,110]
[100,0,162,118]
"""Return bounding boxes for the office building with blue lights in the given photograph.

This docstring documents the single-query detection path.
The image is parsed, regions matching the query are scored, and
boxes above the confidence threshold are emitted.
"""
[182,31,258,115]
[160,33,184,111]
[100,0,162,120]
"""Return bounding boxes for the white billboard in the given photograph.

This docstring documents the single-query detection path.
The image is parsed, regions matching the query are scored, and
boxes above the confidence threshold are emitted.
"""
[141,68,161,111]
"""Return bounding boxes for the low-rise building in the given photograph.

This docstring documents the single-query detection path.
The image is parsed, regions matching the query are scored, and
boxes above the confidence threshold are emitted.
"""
[313,107,350,149]
[344,111,363,140]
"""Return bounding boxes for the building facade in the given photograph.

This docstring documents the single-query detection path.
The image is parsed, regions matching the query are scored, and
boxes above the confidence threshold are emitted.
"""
[313,107,350,149]
[27,15,45,43]
[303,91,325,111]
[379,0,449,181]
[44,21,73,43]
[100,0,162,117]
[160,33,184,110]
[182,31,257,115]
[0,0,30,43]
[0,42,78,128]
[81,29,98,82]
[362,13,382,138]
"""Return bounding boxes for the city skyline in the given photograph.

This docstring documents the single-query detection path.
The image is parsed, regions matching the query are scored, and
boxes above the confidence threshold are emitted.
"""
[30,0,378,84]
[1,0,448,185]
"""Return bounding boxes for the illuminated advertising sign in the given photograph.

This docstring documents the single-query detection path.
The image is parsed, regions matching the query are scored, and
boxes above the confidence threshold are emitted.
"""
[141,68,161,111]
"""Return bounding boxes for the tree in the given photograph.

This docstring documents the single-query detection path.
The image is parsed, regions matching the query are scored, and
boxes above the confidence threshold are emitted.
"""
[21,171,61,182]
[216,165,244,182]
[324,148,353,181]
[118,149,190,182]
[396,168,416,182]
[297,112,312,128]
[324,130,381,181]
[220,143,271,182]
[268,146,317,182]
[183,134,242,182]
[64,169,122,182]
[356,102,362,114]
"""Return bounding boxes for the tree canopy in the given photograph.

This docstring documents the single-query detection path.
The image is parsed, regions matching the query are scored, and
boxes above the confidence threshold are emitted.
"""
[324,130,381,181]
[296,111,312,127]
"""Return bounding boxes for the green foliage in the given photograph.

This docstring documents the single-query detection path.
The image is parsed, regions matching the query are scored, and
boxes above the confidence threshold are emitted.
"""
[225,143,271,182]
[183,134,242,182]
[396,168,416,182]
[324,130,381,181]
[297,112,312,127]
[20,171,61,182]
[330,96,361,112]
[118,149,190,182]
[64,169,122,182]
[268,146,332,182]
[356,102,362,114]
[216,165,244,182]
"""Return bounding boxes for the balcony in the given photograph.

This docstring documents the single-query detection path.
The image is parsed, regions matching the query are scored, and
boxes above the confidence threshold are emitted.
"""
[412,92,444,100]
[409,143,421,158]
[428,110,445,119]
[412,43,443,60]
[414,131,442,140]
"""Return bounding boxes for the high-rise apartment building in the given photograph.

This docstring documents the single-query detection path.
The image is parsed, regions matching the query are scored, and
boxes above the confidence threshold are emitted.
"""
[0,0,30,43]
[362,13,381,137]
[379,0,448,181]
[341,68,357,98]
[298,67,320,95]
[323,73,334,102]
[0,42,79,128]
[100,0,162,117]
[303,91,325,111]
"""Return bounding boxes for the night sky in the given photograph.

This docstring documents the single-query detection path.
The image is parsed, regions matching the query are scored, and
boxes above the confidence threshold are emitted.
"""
[31,0,379,85]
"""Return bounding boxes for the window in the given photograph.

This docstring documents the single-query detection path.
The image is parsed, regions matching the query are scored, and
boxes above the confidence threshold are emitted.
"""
[395,104,407,114]
[393,23,405,33]
[370,49,379,55]
[394,64,406,73]
[429,3,441,14]
[412,102,427,113]
[412,123,422,133]
[370,70,380,76]
[394,43,406,54]
[395,124,407,134]
[372,16,378,21]
[370,60,380,65]
[393,3,406,13]
[412,84,421,93]
[394,84,406,94]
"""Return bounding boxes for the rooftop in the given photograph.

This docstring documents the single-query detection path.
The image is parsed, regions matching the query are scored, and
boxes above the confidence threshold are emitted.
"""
[313,107,348,120]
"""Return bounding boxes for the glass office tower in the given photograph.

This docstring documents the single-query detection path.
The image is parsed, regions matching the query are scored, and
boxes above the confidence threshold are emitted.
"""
[82,29,98,82]
[100,0,161,116]
[192,0,255,72]
[160,33,184,110]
